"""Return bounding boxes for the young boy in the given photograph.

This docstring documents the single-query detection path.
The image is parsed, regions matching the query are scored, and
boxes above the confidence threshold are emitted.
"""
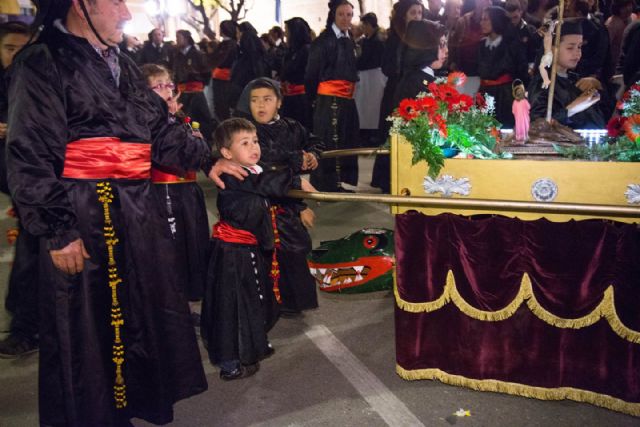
[142,64,210,319]
[201,118,314,380]
[528,18,605,129]
[241,77,322,317]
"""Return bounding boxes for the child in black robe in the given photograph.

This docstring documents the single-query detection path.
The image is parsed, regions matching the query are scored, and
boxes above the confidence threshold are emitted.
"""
[528,18,605,129]
[241,77,322,317]
[201,118,313,380]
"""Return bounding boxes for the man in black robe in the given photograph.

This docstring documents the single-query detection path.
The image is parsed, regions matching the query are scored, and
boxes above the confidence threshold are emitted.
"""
[138,28,173,67]
[7,1,245,425]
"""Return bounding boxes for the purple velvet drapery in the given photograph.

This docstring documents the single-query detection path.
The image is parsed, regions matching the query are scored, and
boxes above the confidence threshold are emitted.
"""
[394,212,640,414]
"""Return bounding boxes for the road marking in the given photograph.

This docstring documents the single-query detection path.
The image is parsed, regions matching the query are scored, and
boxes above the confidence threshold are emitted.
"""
[0,247,14,263]
[305,324,424,427]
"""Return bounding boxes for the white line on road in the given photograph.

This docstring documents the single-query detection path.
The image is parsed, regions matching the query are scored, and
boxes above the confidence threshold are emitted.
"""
[305,324,424,427]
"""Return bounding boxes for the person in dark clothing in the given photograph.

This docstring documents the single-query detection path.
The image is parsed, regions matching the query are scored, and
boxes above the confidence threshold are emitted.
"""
[505,0,540,87]
[528,19,605,128]
[172,29,216,142]
[392,20,448,107]
[0,21,40,359]
[572,1,611,83]
[230,22,269,112]
[138,28,173,67]
[477,6,527,127]
[201,118,314,380]
[210,20,239,121]
[617,20,640,90]
[242,78,322,317]
[6,1,246,425]
[356,12,386,147]
[305,0,360,192]
[266,25,287,79]
[281,17,314,130]
[372,0,424,193]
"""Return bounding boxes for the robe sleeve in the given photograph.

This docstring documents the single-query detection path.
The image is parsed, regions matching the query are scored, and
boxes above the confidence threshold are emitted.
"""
[6,45,81,250]
[304,37,324,103]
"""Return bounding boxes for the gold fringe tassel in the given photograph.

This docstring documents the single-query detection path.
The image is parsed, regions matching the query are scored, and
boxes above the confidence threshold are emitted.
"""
[396,364,640,417]
[97,182,127,409]
[395,270,640,344]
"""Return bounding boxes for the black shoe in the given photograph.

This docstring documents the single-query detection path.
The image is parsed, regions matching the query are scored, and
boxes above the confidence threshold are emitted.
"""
[336,185,355,193]
[263,344,275,359]
[279,309,303,319]
[0,335,38,359]
[219,363,260,381]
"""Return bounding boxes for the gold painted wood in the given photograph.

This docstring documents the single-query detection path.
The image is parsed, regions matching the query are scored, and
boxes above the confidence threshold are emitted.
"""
[390,135,640,223]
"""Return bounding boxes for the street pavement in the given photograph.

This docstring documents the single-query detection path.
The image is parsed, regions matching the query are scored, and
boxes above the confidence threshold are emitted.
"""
[0,157,638,426]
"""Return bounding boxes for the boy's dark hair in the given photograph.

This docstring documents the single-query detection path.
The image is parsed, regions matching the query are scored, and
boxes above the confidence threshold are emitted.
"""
[214,118,256,152]
[0,21,30,43]
[248,77,282,100]
[361,12,379,28]
[140,63,171,83]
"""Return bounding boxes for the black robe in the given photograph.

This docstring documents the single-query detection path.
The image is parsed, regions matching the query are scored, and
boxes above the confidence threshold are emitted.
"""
[393,70,436,108]
[7,28,212,426]
[255,117,323,312]
[305,29,359,191]
[201,170,293,366]
[230,34,269,111]
[138,41,174,67]
[281,44,313,130]
[528,72,606,129]
[210,39,238,121]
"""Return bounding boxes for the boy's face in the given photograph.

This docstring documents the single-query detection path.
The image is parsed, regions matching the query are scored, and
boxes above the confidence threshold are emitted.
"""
[557,34,583,71]
[221,130,261,167]
[0,33,29,69]
[148,72,174,103]
[250,87,282,124]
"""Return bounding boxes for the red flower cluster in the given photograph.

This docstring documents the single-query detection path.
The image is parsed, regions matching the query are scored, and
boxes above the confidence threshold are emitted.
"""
[606,116,628,137]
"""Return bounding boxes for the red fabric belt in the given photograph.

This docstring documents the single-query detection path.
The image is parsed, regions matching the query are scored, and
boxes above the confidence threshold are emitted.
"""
[62,137,151,180]
[212,221,258,245]
[151,168,197,184]
[480,74,512,87]
[211,68,231,81]
[281,82,306,96]
[177,81,205,92]
[317,80,355,99]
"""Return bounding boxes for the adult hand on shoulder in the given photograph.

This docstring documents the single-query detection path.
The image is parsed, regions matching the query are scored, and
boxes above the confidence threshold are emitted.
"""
[300,207,315,229]
[566,89,600,117]
[208,158,248,189]
[49,238,90,275]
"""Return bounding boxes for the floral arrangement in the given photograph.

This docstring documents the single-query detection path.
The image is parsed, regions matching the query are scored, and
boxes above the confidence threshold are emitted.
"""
[556,82,640,161]
[388,72,509,178]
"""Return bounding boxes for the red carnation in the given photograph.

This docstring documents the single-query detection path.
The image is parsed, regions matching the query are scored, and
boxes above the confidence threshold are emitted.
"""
[606,116,627,137]
[398,99,421,121]
[458,94,474,111]
[475,93,487,109]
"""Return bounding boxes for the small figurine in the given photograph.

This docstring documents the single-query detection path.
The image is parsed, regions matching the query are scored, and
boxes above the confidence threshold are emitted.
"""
[538,20,557,89]
[512,79,530,143]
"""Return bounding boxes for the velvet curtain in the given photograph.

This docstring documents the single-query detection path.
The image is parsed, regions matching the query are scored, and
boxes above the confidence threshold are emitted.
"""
[394,212,640,416]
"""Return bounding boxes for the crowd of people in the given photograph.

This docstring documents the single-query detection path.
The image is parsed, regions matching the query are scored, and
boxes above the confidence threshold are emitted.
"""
[0,0,639,425]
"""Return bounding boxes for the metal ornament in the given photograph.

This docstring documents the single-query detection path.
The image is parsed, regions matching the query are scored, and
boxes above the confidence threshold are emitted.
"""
[531,178,558,202]
[625,184,640,204]
[423,175,472,197]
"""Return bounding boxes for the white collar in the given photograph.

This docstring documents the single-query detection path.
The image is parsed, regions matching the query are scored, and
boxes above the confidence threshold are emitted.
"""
[180,45,192,55]
[421,66,435,77]
[332,23,349,38]
[243,164,263,174]
[484,35,503,49]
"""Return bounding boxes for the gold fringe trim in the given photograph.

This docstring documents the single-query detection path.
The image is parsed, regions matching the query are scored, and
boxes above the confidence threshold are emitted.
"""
[395,270,640,344]
[97,182,127,409]
[396,364,640,417]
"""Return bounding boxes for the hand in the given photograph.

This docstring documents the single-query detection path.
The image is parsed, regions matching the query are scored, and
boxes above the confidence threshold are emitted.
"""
[566,89,600,117]
[167,91,183,115]
[0,122,7,139]
[301,151,319,171]
[300,178,317,192]
[192,130,203,139]
[208,158,248,189]
[575,77,602,93]
[300,207,315,229]
[49,238,90,275]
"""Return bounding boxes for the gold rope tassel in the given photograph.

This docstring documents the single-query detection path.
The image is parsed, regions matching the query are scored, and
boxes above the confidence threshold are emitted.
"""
[396,365,640,417]
[394,270,640,344]
[97,182,127,409]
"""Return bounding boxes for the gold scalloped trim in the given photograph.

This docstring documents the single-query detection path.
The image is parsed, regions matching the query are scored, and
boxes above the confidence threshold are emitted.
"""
[395,270,640,343]
[396,365,640,417]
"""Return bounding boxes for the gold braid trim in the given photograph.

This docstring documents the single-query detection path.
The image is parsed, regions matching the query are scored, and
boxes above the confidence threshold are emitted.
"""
[97,182,127,409]
[394,270,640,344]
[396,365,640,417]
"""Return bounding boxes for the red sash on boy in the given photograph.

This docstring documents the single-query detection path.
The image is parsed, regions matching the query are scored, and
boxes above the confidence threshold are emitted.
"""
[212,221,258,245]
[62,137,151,180]
[281,82,306,96]
[317,80,355,99]
[211,67,231,81]
[177,81,205,93]
[480,73,512,87]
[151,168,197,184]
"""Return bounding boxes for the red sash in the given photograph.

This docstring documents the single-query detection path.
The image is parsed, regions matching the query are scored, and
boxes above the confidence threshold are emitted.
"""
[62,137,151,180]
[177,81,205,92]
[212,221,258,245]
[480,74,512,87]
[281,82,306,96]
[211,68,231,81]
[317,80,355,99]
[151,168,197,184]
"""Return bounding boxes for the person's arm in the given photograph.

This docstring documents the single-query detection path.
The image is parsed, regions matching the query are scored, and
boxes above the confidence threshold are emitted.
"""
[304,36,324,104]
